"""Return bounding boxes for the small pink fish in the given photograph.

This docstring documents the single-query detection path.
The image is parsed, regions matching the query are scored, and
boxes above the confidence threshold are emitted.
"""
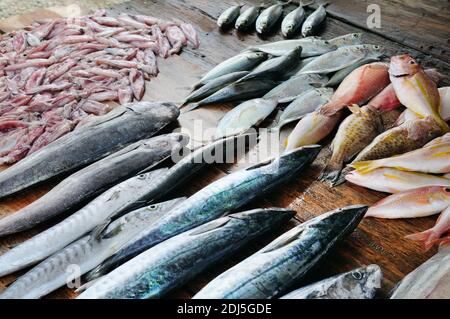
[180,23,200,48]
[26,81,72,95]
[25,68,46,91]
[4,58,55,71]
[117,13,148,29]
[88,90,118,102]
[366,186,450,219]
[406,206,450,250]
[129,69,145,101]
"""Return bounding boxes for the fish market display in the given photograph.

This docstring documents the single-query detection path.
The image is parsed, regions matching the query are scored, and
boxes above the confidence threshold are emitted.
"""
[391,244,450,299]
[299,45,385,75]
[193,51,268,89]
[256,2,287,35]
[0,11,198,163]
[217,5,242,29]
[86,145,321,279]
[389,54,449,132]
[181,71,249,106]
[351,140,450,174]
[0,102,179,199]
[280,265,382,299]
[193,205,367,299]
[237,46,303,83]
[365,186,450,219]
[0,135,247,276]
[188,78,278,110]
[302,4,327,37]
[281,3,307,38]
[263,73,328,103]
[328,33,363,48]
[272,87,333,130]
[326,57,380,87]
[78,208,295,299]
[247,37,336,57]
[345,168,450,194]
[215,98,277,139]
[235,6,262,31]
[406,206,450,251]
[0,133,186,236]
[0,198,184,299]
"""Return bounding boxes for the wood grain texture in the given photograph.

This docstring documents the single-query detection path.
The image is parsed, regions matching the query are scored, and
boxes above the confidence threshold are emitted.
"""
[0,0,448,299]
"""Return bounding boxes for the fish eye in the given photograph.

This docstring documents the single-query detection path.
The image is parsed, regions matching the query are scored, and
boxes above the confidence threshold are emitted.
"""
[445,187,450,193]
[148,204,157,210]
[409,60,416,65]
[352,271,364,280]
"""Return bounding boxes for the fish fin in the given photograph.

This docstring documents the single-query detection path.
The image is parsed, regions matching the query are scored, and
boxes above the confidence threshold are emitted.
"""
[84,264,103,282]
[245,158,274,170]
[184,102,199,112]
[75,276,104,293]
[350,160,380,174]
[318,103,344,116]
[318,160,343,185]
[136,154,172,174]
[348,104,361,115]
[443,173,450,179]
[405,229,439,251]
[89,220,112,242]
[333,166,353,186]
[189,217,231,236]
[261,227,306,253]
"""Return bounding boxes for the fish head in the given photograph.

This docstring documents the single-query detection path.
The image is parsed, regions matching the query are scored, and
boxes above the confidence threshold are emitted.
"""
[231,208,296,232]
[342,265,382,298]
[277,144,322,172]
[302,25,312,36]
[389,54,420,77]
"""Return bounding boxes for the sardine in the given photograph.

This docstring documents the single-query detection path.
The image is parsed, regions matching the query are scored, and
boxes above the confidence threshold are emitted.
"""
[280,265,382,299]
[181,71,249,106]
[328,33,363,48]
[389,54,449,132]
[189,78,278,110]
[263,73,328,103]
[0,135,248,276]
[193,205,367,299]
[86,145,321,280]
[299,45,385,75]
[0,102,180,199]
[247,38,337,57]
[217,5,242,29]
[326,57,380,87]
[320,105,383,184]
[273,87,333,130]
[391,244,450,299]
[194,51,268,89]
[301,4,327,37]
[365,186,450,219]
[77,208,295,299]
[352,141,450,175]
[281,4,307,38]
[0,133,187,237]
[345,168,450,193]
[235,6,261,31]
[237,46,303,83]
[0,198,185,299]
[215,98,277,139]
[256,2,289,34]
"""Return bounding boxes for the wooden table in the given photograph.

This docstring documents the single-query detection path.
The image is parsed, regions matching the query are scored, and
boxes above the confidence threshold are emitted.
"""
[0,0,449,299]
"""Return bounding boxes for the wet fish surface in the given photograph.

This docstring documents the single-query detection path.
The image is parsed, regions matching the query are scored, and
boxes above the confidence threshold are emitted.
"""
[77,208,295,299]
[0,102,180,199]
[280,265,382,299]
[86,145,321,279]
[217,5,242,29]
[247,38,337,57]
[256,2,286,34]
[193,205,367,299]
[326,57,380,87]
[281,4,307,38]
[328,33,363,48]
[302,4,327,37]
[0,198,184,299]
[0,133,186,237]
[235,6,262,31]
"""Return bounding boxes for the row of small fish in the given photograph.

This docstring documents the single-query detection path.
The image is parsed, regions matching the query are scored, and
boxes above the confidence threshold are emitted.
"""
[218,2,327,38]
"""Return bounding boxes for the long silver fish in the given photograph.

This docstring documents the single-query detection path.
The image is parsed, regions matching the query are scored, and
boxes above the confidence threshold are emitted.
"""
[280,265,382,299]
[299,45,385,75]
[0,198,185,299]
[328,33,363,48]
[272,87,333,130]
[181,71,249,106]
[193,205,367,299]
[247,37,337,57]
[0,133,186,237]
[281,3,307,38]
[194,51,268,89]
[85,145,322,280]
[77,208,295,299]
[263,73,327,103]
[0,135,248,276]
[0,102,179,199]
[255,2,289,34]
[302,4,327,37]
[217,5,243,29]
[237,46,303,83]
[235,6,262,31]
[326,57,380,87]
[215,98,278,139]
[391,244,450,299]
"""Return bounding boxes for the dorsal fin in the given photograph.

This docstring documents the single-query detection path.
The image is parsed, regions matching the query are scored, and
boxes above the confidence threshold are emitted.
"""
[189,216,231,236]
[260,226,306,253]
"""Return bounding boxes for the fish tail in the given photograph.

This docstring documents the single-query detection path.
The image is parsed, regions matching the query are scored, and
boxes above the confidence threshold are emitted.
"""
[350,160,380,174]
[405,229,439,251]
[435,115,450,133]
[184,102,200,112]
[319,160,343,186]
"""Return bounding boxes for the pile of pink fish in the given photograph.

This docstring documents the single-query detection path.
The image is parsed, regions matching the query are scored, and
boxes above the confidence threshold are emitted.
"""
[0,9,199,164]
